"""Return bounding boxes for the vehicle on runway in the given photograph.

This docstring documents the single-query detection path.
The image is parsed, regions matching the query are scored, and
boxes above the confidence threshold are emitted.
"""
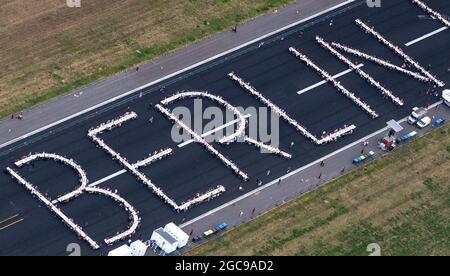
[396,131,417,144]
[416,116,432,129]
[407,107,428,125]
[433,118,446,128]
[378,135,397,152]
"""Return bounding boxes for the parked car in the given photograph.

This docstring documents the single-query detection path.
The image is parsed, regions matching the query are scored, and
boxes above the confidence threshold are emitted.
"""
[434,118,446,127]
[417,116,432,129]
[407,107,427,125]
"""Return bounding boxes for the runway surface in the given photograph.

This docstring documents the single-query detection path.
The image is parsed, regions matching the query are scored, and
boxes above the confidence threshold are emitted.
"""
[1,0,449,255]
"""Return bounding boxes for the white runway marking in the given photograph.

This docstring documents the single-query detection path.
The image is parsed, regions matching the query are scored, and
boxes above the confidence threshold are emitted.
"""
[177,114,252,148]
[297,64,364,95]
[88,170,126,187]
[405,26,448,46]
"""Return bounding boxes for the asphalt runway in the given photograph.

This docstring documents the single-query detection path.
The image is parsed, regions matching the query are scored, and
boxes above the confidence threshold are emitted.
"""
[1,0,449,255]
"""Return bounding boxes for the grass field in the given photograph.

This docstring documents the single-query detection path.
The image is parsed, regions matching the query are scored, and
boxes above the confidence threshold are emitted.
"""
[190,125,450,256]
[0,0,293,118]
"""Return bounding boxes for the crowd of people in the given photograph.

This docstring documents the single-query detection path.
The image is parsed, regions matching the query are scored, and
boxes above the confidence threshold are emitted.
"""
[88,112,182,210]
[228,72,357,145]
[15,153,88,204]
[161,90,297,162]
[84,186,141,246]
[178,185,226,211]
[412,0,450,28]
[88,112,138,137]
[289,46,379,119]
[355,19,445,88]
[155,103,250,182]
[160,91,247,144]
[6,167,101,250]
[316,36,405,107]
[317,124,356,145]
[132,148,174,169]
[10,152,144,249]
[330,42,429,83]
[244,136,292,159]
[89,111,229,212]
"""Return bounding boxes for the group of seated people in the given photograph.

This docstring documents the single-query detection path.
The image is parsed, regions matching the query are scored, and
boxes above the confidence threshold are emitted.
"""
[132,148,174,169]
[316,36,405,107]
[160,91,246,144]
[11,152,143,249]
[6,166,101,250]
[89,186,141,246]
[161,89,297,162]
[89,111,230,212]
[88,113,182,210]
[88,112,138,137]
[15,153,88,204]
[289,46,379,119]
[244,136,292,159]
[330,42,429,84]
[178,185,226,211]
[229,72,357,145]
[318,125,356,144]
[155,103,250,182]
[412,0,450,27]
[355,19,444,88]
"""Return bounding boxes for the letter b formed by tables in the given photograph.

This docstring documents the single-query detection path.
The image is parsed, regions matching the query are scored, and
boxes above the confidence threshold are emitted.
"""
[6,153,140,250]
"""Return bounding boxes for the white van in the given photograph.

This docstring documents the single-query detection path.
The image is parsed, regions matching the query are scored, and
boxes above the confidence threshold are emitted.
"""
[408,107,427,125]
[417,116,431,129]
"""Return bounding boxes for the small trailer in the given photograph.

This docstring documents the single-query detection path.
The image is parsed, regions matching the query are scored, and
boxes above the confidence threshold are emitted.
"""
[353,151,375,165]
[203,229,215,237]
[443,89,450,107]
[434,118,446,127]
[397,131,417,143]
[378,136,396,151]
[193,223,228,242]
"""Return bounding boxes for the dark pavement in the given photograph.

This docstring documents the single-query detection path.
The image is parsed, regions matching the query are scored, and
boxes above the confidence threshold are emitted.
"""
[0,0,449,256]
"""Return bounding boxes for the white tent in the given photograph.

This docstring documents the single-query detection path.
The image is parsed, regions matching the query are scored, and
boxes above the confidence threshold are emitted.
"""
[387,119,404,133]
[130,240,148,256]
[164,223,189,248]
[151,227,178,254]
[108,244,132,256]
[443,89,450,107]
